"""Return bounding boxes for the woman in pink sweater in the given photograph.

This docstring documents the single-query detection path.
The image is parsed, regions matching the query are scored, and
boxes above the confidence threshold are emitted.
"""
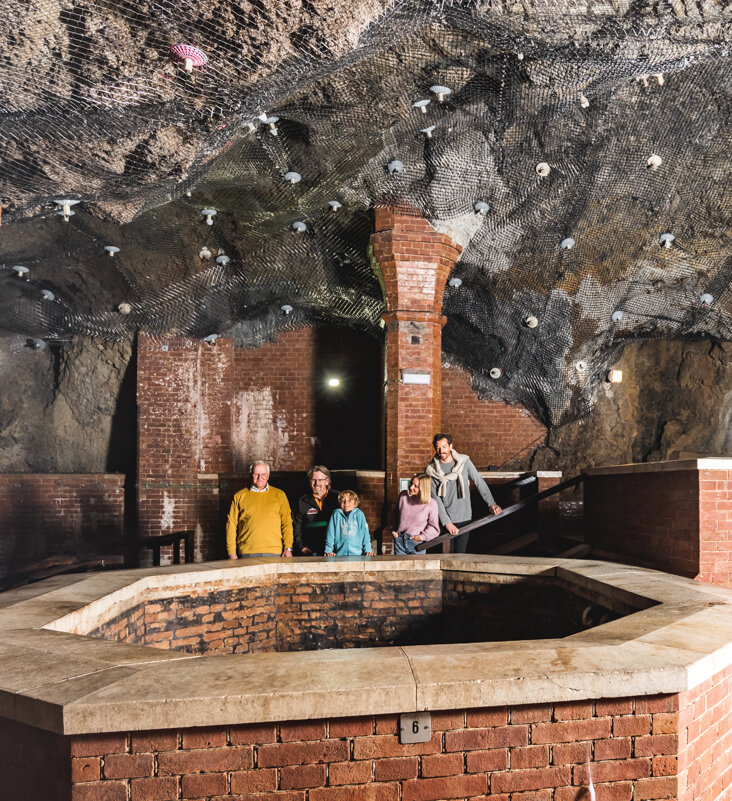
[391,473,440,555]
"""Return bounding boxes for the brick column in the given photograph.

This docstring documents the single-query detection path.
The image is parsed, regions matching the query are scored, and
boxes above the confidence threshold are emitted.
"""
[137,334,233,562]
[370,207,462,511]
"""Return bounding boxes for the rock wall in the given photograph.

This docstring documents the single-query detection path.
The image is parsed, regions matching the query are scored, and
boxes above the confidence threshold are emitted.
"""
[0,335,135,474]
[530,339,732,476]
[2,334,730,484]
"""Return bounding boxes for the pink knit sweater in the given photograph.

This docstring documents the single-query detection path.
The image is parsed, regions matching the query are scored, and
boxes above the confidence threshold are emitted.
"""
[395,491,440,541]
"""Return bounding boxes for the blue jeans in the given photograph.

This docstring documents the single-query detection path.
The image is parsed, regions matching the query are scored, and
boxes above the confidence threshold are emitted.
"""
[393,533,420,555]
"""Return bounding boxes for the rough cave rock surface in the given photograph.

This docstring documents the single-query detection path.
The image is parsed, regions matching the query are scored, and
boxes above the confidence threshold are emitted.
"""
[0,0,730,433]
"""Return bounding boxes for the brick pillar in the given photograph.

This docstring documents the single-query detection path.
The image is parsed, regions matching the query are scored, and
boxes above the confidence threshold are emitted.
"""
[137,334,233,562]
[370,207,462,512]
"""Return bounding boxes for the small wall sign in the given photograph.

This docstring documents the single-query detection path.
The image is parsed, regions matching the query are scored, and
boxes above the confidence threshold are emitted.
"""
[399,711,431,744]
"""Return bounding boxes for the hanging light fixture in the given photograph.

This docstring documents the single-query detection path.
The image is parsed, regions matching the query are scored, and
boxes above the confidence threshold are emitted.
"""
[430,85,452,102]
[55,199,79,221]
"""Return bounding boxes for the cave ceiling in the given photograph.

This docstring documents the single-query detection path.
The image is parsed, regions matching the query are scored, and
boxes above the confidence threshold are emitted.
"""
[0,0,730,424]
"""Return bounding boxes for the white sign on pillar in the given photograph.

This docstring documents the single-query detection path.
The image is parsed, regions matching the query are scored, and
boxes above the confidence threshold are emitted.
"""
[400,370,431,384]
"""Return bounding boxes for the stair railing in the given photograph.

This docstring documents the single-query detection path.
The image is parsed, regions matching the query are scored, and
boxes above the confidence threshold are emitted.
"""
[415,473,584,551]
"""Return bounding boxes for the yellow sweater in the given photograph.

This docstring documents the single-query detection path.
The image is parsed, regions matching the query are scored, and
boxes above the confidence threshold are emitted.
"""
[226,487,293,556]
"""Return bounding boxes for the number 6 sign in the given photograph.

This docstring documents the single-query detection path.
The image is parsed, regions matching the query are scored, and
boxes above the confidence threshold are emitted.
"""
[399,711,432,744]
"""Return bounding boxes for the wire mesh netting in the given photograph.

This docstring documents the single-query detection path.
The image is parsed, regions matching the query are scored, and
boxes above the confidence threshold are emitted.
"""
[0,0,730,423]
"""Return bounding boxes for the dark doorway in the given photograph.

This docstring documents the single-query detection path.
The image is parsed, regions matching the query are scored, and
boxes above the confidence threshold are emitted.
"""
[313,327,383,469]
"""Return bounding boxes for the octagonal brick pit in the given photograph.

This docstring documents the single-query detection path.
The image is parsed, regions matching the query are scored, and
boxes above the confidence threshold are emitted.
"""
[76,565,648,654]
[2,556,732,801]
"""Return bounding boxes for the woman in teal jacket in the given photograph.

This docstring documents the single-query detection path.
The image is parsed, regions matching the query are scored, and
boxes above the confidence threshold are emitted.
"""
[325,490,373,556]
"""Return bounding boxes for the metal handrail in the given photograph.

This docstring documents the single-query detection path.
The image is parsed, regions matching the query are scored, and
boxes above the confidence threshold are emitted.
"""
[415,474,584,551]
[0,530,196,591]
[494,475,537,492]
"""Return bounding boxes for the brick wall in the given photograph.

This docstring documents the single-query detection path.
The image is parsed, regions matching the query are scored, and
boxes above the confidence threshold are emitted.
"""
[83,573,443,655]
[231,330,318,472]
[584,465,732,584]
[137,335,233,560]
[678,663,732,801]
[54,680,732,801]
[441,363,547,469]
[329,471,386,539]
[697,468,732,586]
[219,471,387,557]
[233,327,384,471]
[82,571,636,655]
[0,473,125,582]
[0,716,70,801]
[87,582,277,654]
[138,330,383,561]
[372,207,462,507]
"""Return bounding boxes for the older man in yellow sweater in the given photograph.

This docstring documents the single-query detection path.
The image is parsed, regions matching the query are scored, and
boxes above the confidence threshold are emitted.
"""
[226,461,294,558]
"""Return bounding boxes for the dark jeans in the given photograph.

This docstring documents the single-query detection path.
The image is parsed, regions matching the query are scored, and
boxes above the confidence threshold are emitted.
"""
[449,520,472,554]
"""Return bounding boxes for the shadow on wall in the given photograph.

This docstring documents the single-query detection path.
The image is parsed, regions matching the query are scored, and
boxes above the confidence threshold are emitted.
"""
[0,477,125,585]
[106,344,137,539]
[312,327,384,470]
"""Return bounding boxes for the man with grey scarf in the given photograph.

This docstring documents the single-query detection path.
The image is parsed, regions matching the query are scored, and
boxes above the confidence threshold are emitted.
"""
[425,433,502,553]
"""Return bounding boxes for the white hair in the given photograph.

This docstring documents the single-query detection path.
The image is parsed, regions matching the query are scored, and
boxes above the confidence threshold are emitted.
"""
[250,460,270,475]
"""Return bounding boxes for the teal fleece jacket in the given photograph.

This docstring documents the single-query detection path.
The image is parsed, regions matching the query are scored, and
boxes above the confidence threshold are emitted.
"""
[325,508,371,555]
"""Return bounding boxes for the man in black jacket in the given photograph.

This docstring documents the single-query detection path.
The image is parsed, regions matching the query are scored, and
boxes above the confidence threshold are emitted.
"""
[293,465,340,555]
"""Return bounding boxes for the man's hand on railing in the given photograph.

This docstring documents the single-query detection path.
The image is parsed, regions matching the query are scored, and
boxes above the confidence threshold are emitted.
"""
[414,474,584,552]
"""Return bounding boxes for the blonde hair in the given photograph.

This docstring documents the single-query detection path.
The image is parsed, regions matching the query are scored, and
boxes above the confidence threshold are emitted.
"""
[338,489,359,506]
[413,473,432,505]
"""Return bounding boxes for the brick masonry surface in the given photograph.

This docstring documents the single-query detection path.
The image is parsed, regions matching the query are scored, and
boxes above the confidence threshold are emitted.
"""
[372,208,461,508]
[220,469,557,558]
[137,330,385,562]
[137,323,548,563]
[441,364,547,470]
[5,664,726,801]
[584,468,732,586]
[0,473,125,582]
[219,472,387,558]
[83,572,638,655]
[137,334,234,561]
[0,716,70,800]
[230,330,319,473]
